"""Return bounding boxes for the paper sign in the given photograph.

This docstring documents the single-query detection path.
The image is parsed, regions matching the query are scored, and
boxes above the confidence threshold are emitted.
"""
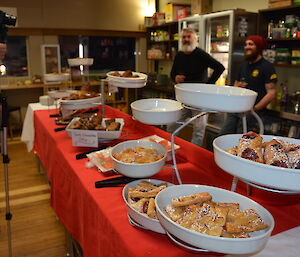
[72,130,98,147]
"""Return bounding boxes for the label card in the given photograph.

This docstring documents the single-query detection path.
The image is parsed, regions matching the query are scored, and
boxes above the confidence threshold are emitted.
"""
[72,131,98,147]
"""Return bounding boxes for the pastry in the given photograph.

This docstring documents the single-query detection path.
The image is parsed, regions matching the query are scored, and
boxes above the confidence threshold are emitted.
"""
[236,131,264,163]
[264,139,290,168]
[286,147,300,169]
[171,192,212,207]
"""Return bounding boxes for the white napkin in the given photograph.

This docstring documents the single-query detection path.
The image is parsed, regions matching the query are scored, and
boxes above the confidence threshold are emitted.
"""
[225,226,300,257]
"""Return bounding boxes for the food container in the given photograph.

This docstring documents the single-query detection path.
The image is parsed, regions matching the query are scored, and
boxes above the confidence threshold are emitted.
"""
[122,179,173,234]
[111,140,167,178]
[66,117,125,140]
[44,73,70,82]
[213,134,300,192]
[47,90,77,99]
[59,95,101,110]
[155,184,274,254]
[175,83,257,113]
[131,98,183,125]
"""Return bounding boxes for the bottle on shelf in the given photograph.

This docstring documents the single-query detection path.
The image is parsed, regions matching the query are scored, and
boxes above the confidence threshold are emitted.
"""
[276,82,283,104]
[281,80,289,106]
[268,20,274,39]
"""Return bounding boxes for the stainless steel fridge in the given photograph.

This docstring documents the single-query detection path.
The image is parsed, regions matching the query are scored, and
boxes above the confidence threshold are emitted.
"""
[179,9,258,85]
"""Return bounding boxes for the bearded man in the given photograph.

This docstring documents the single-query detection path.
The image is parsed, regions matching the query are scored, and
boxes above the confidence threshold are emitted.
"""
[219,35,277,135]
[168,28,224,147]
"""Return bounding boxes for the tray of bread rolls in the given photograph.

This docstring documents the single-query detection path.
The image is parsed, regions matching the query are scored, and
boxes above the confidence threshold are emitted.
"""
[213,132,300,192]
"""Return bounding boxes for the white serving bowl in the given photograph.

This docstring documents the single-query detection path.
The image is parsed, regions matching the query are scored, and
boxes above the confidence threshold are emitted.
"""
[213,134,300,192]
[122,179,173,234]
[44,73,70,82]
[175,83,257,112]
[68,58,94,66]
[155,184,274,254]
[47,90,77,99]
[111,140,167,178]
[106,71,147,88]
[131,98,183,125]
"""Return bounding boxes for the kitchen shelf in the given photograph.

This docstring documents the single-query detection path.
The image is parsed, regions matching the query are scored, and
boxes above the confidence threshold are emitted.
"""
[268,38,300,42]
[274,63,300,68]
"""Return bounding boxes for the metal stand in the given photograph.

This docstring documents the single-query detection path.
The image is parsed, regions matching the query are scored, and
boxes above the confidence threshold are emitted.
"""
[169,106,265,190]
[1,95,13,257]
[170,104,217,184]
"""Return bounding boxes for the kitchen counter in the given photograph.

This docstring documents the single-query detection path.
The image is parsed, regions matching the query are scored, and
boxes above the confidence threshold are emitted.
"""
[267,103,300,122]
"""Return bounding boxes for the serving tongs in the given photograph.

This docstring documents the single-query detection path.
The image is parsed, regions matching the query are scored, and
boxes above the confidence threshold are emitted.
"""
[95,176,137,188]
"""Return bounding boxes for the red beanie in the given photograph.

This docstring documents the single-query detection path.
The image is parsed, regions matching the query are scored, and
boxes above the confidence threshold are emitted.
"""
[246,35,267,53]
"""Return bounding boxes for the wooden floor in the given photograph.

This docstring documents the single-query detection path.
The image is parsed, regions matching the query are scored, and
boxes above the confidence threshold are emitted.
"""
[0,139,66,257]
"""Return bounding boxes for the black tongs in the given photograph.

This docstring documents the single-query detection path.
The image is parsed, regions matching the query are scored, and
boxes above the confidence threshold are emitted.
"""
[95,176,137,188]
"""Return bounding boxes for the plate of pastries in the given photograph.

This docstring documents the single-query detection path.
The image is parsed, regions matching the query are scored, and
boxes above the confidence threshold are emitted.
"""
[213,131,300,192]
[106,70,147,88]
[155,184,274,254]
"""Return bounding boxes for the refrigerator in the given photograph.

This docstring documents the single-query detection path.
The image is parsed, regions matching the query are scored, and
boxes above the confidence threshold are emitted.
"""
[179,9,257,85]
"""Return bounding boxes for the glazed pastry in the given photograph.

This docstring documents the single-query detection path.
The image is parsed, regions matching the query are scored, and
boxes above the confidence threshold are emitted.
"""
[171,192,212,207]
[286,147,300,169]
[236,132,264,163]
[226,146,238,156]
[264,139,290,168]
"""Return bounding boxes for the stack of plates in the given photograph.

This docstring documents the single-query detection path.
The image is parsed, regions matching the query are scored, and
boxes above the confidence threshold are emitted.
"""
[106,71,147,88]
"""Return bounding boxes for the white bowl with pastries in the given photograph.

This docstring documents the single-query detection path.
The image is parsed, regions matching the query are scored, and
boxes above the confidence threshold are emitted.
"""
[106,70,147,88]
[155,184,274,254]
[111,140,167,178]
[122,179,173,234]
[67,58,94,66]
[175,83,257,113]
[213,132,300,192]
[131,98,183,125]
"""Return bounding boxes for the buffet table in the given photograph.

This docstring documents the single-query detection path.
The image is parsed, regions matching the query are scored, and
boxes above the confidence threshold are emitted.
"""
[33,105,300,257]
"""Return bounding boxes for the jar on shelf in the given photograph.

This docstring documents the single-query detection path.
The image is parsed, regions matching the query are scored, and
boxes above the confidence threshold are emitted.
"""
[275,48,290,64]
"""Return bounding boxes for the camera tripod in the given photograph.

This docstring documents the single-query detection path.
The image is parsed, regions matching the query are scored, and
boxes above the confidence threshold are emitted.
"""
[1,94,13,257]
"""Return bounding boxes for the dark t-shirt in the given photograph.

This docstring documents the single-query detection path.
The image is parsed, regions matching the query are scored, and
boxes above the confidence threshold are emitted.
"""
[237,58,277,104]
[171,47,225,84]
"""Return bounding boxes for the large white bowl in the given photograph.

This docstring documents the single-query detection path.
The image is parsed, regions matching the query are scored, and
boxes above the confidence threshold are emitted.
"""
[131,98,183,125]
[213,134,300,192]
[175,83,257,112]
[155,184,274,254]
[122,179,173,234]
[47,90,77,99]
[106,71,147,88]
[111,140,167,178]
[68,58,94,66]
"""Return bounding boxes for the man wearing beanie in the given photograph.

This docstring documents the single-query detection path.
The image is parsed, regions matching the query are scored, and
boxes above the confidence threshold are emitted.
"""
[219,35,277,135]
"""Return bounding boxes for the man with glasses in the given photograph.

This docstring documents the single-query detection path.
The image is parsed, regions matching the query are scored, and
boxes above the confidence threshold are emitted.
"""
[168,28,225,147]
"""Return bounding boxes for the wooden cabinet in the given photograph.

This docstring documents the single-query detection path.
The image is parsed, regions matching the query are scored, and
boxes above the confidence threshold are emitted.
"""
[258,5,300,68]
[146,22,178,61]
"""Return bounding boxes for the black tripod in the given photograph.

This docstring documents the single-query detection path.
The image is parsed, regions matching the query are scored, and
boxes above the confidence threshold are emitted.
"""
[1,94,13,257]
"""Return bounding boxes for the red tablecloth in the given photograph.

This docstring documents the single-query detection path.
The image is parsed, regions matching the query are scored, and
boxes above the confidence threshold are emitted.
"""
[33,106,300,257]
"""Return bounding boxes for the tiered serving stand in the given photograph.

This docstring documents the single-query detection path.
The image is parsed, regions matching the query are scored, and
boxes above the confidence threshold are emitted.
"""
[129,82,300,253]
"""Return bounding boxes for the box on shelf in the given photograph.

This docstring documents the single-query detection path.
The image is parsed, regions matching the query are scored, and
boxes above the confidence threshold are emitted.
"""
[191,0,212,15]
[165,3,191,22]
[268,0,292,8]
[178,7,191,20]
[151,12,165,26]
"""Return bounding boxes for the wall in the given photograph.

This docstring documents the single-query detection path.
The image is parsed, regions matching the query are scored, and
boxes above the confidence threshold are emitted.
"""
[212,0,268,12]
[1,0,147,31]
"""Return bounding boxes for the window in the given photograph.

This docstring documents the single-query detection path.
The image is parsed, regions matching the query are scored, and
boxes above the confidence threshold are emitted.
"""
[4,36,28,76]
[59,36,136,74]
